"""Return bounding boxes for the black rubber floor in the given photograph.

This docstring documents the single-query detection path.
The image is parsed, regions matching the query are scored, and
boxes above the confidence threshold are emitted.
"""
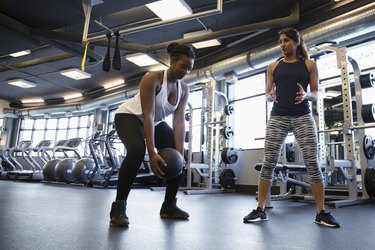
[0,181,374,250]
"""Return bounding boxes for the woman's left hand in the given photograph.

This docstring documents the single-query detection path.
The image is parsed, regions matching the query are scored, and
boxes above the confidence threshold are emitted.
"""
[295,83,306,104]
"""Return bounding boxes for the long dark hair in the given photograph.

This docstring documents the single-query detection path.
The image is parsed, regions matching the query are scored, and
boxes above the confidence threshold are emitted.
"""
[278,28,309,60]
[167,42,195,61]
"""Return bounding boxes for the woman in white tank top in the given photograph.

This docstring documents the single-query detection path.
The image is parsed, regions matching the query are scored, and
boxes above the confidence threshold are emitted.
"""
[110,42,195,227]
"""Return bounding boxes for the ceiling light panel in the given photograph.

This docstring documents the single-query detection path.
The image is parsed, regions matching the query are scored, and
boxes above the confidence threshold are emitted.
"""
[126,53,159,67]
[8,79,36,88]
[60,68,91,80]
[146,0,192,20]
[9,49,31,57]
[184,29,221,49]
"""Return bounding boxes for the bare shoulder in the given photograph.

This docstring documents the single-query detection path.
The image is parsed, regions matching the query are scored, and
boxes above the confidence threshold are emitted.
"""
[180,80,189,95]
[267,60,280,74]
[141,71,164,88]
[305,59,317,69]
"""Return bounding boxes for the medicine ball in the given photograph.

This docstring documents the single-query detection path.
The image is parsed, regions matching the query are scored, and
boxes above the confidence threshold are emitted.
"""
[157,148,183,179]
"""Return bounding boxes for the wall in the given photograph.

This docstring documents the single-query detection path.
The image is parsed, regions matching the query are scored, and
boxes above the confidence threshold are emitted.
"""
[0,99,10,118]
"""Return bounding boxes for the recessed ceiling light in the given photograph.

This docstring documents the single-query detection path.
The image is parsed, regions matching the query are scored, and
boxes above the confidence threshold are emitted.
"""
[146,0,192,21]
[60,68,91,80]
[63,93,83,100]
[103,79,125,89]
[126,53,159,67]
[21,98,44,103]
[184,29,221,49]
[8,79,36,88]
[9,49,31,57]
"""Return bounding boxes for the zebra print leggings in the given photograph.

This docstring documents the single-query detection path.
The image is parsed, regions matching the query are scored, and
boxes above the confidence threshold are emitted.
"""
[260,113,323,183]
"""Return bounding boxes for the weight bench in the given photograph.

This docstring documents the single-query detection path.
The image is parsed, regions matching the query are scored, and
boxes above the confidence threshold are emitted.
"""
[254,163,326,208]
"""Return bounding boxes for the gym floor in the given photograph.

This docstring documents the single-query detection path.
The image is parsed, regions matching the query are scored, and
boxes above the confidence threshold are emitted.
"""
[0,181,374,250]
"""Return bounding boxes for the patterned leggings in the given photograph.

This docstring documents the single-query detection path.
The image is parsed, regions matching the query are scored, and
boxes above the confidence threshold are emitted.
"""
[260,114,323,183]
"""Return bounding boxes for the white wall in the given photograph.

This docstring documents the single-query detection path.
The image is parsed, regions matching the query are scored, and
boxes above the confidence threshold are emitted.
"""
[0,99,10,118]
[230,149,264,186]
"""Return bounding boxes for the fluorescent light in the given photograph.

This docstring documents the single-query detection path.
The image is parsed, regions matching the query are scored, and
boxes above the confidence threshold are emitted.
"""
[60,68,91,80]
[184,29,221,49]
[146,0,192,20]
[9,49,31,57]
[103,79,125,89]
[8,79,36,88]
[150,64,169,71]
[126,53,159,67]
[21,98,44,103]
[63,93,83,100]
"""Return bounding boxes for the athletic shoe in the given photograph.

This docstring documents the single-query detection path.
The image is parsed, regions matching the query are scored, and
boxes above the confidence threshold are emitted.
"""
[243,207,268,223]
[110,200,129,227]
[314,210,340,228]
[160,198,189,219]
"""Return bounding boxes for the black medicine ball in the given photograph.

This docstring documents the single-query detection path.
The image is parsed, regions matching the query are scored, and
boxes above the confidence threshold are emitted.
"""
[158,148,183,179]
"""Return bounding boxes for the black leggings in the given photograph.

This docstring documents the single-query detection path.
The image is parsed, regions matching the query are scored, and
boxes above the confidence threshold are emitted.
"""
[114,113,183,202]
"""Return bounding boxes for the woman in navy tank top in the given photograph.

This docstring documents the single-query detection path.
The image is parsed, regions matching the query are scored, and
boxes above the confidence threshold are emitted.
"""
[243,28,340,228]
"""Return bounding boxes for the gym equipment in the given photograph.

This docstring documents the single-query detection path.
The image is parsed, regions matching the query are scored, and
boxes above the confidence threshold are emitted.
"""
[219,168,236,189]
[183,85,237,195]
[42,137,82,182]
[222,126,234,139]
[224,104,234,115]
[55,158,77,183]
[314,45,375,207]
[221,147,238,164]
[1,140,50,181]
[285,142,295,162]
[72,129,104,184]
[102,33,112,72]
[157,148,183,179]
[86,128,124,188]
[112,31,121,70]
[361,103,375,123]
[364,166,375,197]
[363,135,375,160]
[359,72,374,89]
[41,140,69,181]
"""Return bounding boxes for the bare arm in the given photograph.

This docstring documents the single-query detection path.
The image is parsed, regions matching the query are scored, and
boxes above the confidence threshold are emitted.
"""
[140,71,166,175]
[295,59,319,104]
[266,62,278,102]
[173,82,189,156]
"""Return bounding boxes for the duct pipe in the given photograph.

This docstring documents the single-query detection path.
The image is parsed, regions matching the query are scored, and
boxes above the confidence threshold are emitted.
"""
[87,0,223,43]
[92,2,299,53]
[184,2,375,84]
[2,88,139,117]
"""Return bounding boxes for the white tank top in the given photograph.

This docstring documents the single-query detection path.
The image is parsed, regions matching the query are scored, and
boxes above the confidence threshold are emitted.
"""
[115,70,182,125]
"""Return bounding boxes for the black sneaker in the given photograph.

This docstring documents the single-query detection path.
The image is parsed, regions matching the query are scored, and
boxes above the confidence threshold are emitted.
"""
[160,198,189,219]
[243,207,268,223]
[314,210,340,228]
[110,200,129,227]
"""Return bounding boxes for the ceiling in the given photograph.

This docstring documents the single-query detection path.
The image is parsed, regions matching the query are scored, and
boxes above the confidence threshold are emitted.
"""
[0,0,373,114]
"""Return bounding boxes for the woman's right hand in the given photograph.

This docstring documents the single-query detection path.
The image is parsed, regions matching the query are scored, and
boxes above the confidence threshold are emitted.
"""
[149,153,166,177]
[266,83,278,102]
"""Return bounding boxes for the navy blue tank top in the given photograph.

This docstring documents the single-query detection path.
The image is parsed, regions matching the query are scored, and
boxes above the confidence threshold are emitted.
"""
[271,60,311,116]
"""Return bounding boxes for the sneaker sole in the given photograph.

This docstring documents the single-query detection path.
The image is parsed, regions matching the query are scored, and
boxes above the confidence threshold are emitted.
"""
[314,220,340,228]
[243,218,268,223]
[160,213,189,219]
[110,220,129,227]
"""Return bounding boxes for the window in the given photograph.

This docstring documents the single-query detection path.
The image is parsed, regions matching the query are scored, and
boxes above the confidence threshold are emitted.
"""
[231,73,267,149]
[232,95,267,149]
[18,114,94,157]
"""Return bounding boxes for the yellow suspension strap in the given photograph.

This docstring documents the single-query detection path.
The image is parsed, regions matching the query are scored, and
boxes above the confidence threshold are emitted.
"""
[81,38,90,72]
